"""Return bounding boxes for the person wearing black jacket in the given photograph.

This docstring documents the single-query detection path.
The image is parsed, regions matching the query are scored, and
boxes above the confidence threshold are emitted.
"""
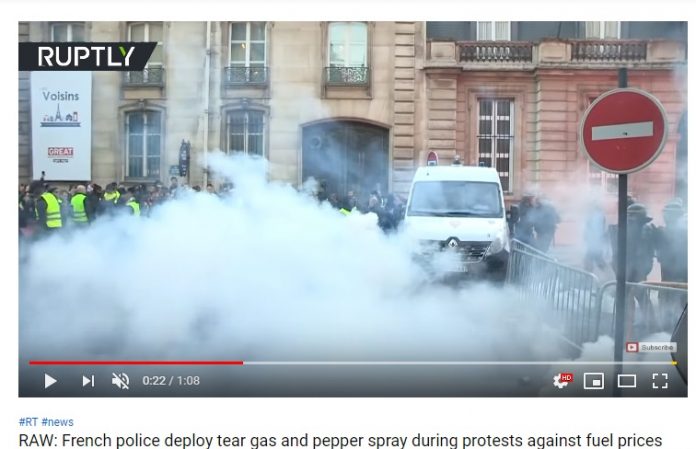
[534,196,560,252]
[610,203,657,338]
[655,200,688,283]
[654,200,688,332]
[514,193,537,246]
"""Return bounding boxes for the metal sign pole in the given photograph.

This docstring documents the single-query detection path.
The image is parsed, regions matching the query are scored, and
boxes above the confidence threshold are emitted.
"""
[613,68,628,397]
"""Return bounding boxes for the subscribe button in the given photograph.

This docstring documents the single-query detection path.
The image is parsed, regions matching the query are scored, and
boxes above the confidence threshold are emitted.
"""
[626,342,677,353]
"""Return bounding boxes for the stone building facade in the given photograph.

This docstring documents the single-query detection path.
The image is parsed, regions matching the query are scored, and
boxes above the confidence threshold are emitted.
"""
[422,21,687,243]
[19,21,687,237]
[19,21,425,199]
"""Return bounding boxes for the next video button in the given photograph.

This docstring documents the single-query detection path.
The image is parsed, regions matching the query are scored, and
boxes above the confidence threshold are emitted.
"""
[639,342,677,353]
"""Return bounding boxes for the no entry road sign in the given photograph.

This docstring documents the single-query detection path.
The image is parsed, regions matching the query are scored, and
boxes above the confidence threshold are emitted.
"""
[580,88,668,174]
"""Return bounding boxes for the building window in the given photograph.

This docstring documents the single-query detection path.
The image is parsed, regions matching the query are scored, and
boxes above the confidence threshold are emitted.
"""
[225,110,265,157]
[585,21,621,39]
[476,22,511,41]
[226,22,268,85]
[126,111,162,179]
[229,22,266,67]
[326,22,368,84]
[126,22,164,85]
[478,99,513,192]
[51,23,85,42]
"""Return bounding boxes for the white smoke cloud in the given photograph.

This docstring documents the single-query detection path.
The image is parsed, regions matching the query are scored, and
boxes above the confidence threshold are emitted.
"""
[21,152,575,368]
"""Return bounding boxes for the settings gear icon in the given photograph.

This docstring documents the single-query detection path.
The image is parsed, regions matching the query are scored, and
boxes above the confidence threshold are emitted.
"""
[553,373,569,389]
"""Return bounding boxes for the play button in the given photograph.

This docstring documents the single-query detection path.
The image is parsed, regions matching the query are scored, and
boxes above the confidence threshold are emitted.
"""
[44,374,57,389]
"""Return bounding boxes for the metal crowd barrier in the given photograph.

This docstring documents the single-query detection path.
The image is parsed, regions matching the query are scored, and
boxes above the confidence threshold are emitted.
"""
[596,281,688,341]
[506,239,601,348]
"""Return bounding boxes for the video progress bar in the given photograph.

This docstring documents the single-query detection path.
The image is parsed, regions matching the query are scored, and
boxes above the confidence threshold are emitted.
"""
[29,360,677,366]
[29,361,244,366]
[244,361,677,366]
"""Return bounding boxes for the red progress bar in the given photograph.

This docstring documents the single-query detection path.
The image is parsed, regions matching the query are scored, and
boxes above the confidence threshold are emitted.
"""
[29,360,244,366]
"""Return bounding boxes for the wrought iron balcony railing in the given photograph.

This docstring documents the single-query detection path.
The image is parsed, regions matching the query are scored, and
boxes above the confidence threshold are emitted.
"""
[223,66,268,87]
[460,41,533,63]
[123,67,165,87]
[571,40,648,62]
[324,66,370,86]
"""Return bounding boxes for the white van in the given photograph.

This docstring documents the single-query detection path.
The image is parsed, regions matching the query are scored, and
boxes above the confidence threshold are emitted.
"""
[403,164,510,280]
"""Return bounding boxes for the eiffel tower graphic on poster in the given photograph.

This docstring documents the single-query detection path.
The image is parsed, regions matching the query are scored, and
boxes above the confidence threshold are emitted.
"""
[41,103,81,128]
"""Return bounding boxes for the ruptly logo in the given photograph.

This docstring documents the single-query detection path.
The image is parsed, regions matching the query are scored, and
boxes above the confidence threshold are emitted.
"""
[19,42,157,71]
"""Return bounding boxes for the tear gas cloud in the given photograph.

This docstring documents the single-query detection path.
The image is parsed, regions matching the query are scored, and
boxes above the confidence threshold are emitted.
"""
[22,152,588,364]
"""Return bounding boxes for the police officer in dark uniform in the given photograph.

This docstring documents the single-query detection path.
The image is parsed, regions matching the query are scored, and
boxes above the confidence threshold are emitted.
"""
[611,203,657,338]
[533,195,560,252]
[624,203,656,282]
[655,200,688,283]
[654,200,688,331]
[514,193,537,246]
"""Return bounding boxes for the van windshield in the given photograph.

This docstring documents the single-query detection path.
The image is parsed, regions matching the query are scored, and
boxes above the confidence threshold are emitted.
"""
[407,181,503,218]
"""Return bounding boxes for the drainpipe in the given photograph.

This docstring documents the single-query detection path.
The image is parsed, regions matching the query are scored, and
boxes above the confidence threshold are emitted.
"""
[202,21,212,187]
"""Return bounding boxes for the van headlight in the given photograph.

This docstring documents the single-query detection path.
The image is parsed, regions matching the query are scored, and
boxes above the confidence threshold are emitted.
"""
[486,232,508,256]
[417,240,439,255]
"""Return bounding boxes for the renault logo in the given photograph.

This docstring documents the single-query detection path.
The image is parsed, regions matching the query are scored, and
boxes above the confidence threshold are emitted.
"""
[446,238,459,248]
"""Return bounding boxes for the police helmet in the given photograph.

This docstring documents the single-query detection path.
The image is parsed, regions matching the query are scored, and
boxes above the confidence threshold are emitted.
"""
[663,200,684,218]
[627,203,652,223]
[663,200,684,211]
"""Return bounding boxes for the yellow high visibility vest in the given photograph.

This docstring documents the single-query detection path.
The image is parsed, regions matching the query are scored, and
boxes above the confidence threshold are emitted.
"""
[127,199,141,216]
[70,193,88,223]
[40,192,62,228]
[103,191,120,203]
[339,208,351,216]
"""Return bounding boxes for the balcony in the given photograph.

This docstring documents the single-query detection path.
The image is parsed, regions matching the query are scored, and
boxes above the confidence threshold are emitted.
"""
[123,67,165,87]
[223,66,268,87]
[570,39,647,62]
[460,41,533,63]
[425,39,685,70]
[324,66,370,86]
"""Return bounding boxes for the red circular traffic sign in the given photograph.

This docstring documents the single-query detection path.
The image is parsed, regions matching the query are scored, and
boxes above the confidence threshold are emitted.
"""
[580,88,668,174]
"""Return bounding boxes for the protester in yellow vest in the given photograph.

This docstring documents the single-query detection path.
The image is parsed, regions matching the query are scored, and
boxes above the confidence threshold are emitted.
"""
[122,190,141,216]
[126,197,141,216]
[35,186,63,231]
[102,182,120,203]
[70,185,90,225]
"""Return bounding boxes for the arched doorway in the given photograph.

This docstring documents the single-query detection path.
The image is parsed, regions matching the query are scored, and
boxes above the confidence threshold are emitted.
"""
[302,120,389,204]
